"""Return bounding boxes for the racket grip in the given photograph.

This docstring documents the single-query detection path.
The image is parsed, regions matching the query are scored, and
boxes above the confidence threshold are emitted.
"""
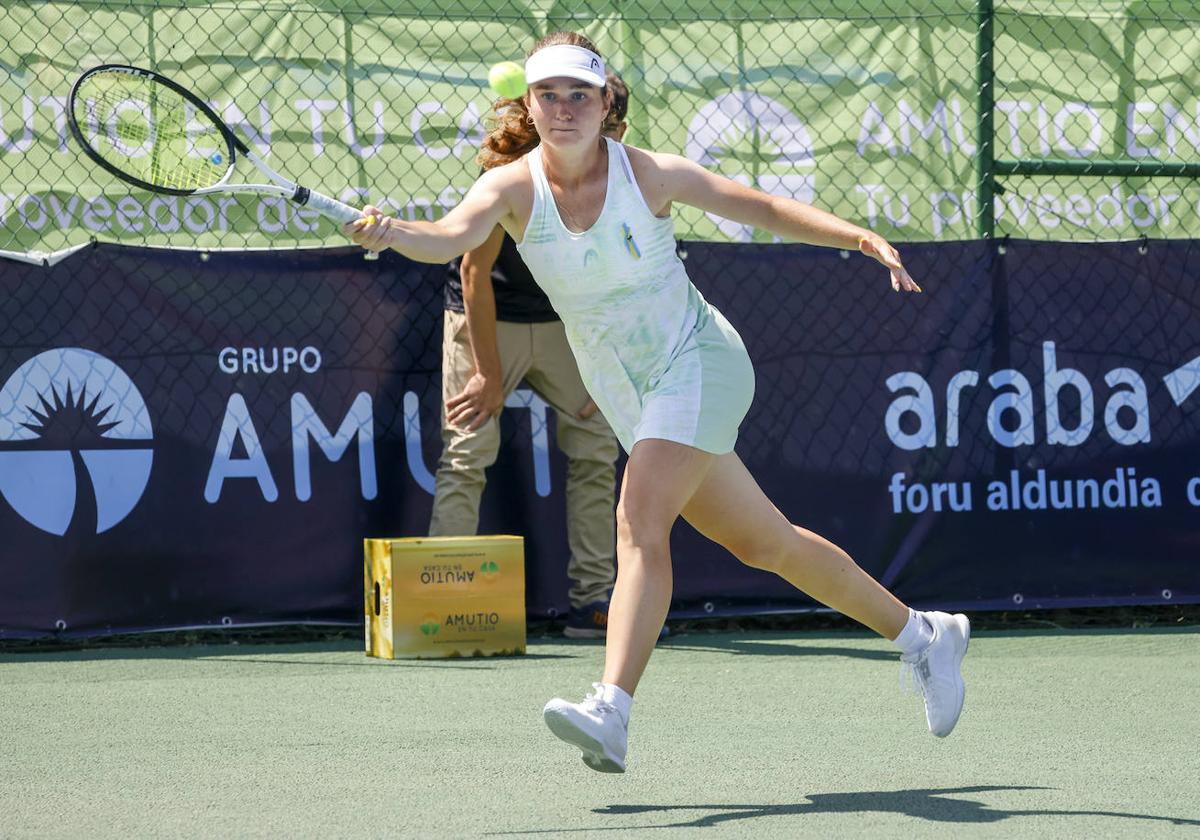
[295,187,363,224]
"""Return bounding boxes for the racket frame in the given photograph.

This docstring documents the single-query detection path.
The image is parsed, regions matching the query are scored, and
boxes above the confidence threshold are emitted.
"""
[67,64,362,223]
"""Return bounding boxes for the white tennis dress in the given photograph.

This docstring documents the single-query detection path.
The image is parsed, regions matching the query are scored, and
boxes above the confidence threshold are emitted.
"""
[516,137,755,454]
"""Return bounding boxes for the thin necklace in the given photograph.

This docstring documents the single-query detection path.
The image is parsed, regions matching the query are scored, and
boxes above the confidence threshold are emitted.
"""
[546,140,606,232]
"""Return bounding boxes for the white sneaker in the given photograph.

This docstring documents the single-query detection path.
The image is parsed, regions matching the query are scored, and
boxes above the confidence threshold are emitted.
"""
[543,684,628,773]
[900,611,971,737]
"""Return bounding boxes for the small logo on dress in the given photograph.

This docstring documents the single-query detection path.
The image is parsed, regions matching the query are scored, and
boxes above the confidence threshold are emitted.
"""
[622,222,641,259]
[583,248,599,267]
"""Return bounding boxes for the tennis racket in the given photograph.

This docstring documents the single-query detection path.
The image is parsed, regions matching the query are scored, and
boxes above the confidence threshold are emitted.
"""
[67,64,362,224]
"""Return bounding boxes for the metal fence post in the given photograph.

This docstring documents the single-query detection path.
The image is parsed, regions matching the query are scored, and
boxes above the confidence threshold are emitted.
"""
[977,0,995,240]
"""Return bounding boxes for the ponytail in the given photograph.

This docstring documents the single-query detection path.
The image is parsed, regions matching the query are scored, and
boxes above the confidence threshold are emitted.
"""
[477,97,539,170]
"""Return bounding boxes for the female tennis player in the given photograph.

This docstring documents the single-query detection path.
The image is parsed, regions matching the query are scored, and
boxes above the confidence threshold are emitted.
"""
[346,31,970,774]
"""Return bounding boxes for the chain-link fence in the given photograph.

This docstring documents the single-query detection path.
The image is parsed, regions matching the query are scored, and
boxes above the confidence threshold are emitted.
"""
[2,1,1199,260]
[5,1,1200,630]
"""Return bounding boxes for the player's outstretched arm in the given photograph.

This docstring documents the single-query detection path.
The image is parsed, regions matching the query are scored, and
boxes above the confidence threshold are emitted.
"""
[657,153,921,293]
[343,168,513,263]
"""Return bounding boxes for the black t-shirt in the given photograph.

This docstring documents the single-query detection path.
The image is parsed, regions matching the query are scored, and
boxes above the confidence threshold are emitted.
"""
[445,232,560,323]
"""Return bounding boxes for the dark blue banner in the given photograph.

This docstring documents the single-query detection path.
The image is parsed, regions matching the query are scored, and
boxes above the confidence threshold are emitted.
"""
[0,239,1197,637]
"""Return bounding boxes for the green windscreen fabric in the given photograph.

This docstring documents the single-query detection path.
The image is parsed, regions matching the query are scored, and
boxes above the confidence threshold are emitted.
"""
[2,1,1199,255]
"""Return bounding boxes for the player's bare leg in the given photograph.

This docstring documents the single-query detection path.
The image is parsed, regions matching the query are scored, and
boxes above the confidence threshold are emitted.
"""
[601,439,713,692]
[682,452,969,737]
[543,439,712,772]
[681,453,908,637]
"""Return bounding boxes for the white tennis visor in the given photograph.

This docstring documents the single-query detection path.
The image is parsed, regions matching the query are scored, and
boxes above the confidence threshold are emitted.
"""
[525,45,606,88]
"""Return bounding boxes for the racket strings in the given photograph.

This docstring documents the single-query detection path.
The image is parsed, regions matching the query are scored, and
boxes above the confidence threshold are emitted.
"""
[72,72,231,192]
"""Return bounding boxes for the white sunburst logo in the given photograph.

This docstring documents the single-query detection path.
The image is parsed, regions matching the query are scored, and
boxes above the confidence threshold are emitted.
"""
[0,348,153,535]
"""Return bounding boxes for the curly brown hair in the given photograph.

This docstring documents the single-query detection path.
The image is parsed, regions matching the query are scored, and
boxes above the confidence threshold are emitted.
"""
[477,31,613,171]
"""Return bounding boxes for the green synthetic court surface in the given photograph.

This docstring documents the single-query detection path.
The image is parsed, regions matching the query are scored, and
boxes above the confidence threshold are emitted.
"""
[2,628,1197,839]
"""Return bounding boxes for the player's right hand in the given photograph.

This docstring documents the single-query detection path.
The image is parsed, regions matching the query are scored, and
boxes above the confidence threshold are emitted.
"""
[345,204,396,252]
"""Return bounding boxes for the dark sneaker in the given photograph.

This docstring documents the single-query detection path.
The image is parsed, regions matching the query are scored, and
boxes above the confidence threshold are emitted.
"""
[562,602,669,640]
[563,602,608,639]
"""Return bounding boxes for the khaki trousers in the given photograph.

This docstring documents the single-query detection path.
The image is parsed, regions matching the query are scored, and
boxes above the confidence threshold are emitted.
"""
[429,310,619,608]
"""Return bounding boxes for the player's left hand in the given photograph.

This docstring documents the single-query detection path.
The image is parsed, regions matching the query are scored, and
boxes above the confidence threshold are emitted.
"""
[859,233,922,293]
[344,204,397,253]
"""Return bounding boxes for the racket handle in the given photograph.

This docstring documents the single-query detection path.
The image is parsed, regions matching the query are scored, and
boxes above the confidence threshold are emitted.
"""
[294,187,363,224]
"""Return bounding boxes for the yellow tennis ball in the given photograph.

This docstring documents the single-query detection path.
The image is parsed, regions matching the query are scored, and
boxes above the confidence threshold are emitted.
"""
[488,61,527,99]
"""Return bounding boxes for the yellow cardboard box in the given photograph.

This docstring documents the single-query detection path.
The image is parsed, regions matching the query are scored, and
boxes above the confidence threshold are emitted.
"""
[364,535,525,659]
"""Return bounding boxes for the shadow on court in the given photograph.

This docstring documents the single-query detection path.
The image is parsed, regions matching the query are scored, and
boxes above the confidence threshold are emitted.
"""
[186,651,575,670]
[492,786,1200,834]
[660,637,894,662]
[0,642,577,667]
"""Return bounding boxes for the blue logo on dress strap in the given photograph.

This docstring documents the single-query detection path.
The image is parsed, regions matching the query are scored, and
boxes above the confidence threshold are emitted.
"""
[622,222,641,259]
